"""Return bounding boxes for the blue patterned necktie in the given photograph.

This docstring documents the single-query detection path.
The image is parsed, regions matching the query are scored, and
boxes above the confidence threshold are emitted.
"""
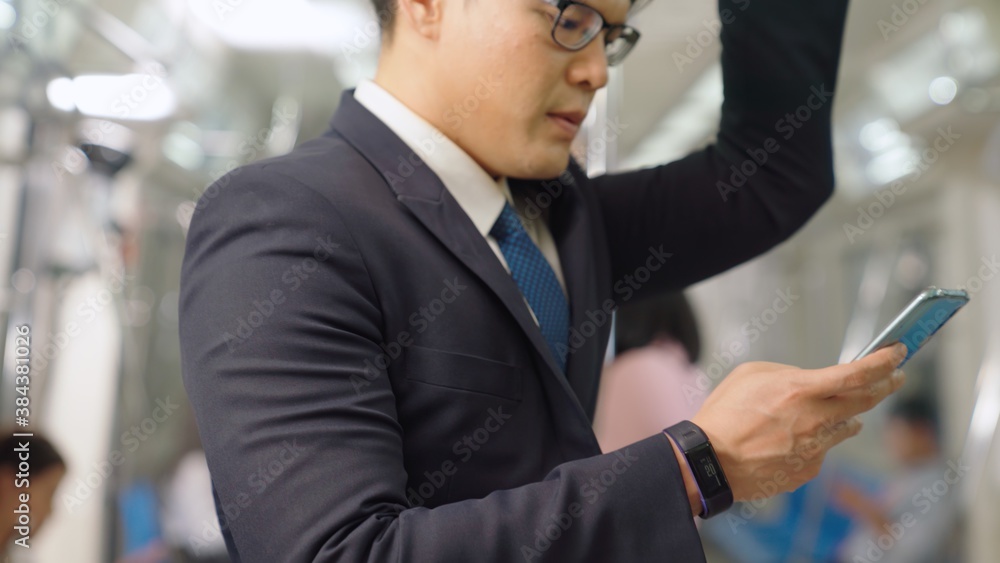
[490,201,569,372]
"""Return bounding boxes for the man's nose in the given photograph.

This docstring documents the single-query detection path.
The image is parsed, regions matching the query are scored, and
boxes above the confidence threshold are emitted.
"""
[566,37,610,91]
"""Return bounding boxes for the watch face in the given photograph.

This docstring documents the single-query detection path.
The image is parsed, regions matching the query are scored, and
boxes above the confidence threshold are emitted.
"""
[690,443,726,497]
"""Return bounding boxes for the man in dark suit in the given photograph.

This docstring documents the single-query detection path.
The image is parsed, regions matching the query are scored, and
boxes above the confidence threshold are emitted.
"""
[179,0,908,560]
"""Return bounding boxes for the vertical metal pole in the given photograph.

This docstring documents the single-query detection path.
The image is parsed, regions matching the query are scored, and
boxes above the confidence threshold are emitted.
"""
[581,67,624,363]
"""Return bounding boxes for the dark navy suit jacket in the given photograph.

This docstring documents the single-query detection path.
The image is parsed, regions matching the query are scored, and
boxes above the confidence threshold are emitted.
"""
[178,0,850,560]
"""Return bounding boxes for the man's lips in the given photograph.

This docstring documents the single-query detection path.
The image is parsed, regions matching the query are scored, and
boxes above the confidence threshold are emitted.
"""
[548,111,586,127]
[547,110,586,137]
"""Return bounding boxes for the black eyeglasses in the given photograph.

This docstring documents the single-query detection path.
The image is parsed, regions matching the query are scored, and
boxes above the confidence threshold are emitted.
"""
[542,0,642,66]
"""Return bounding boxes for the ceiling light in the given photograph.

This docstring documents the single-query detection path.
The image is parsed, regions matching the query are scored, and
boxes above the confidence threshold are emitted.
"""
[0,2,15,30]
[859,118,904,153]
[929,76,958,105]
[46,74,177,121]
[185,0,372,53]
[865,145,919,185]
[46,78,77,112]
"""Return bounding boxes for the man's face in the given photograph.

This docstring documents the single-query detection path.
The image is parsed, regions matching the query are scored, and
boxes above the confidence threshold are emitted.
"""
[425,0,632,179]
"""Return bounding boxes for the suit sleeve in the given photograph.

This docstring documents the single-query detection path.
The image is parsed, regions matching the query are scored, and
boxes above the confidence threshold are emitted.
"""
[591,0,849,303]
[179,169,703,562]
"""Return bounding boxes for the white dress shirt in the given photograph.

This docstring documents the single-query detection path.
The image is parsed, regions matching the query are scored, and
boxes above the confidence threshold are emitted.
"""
[353,79,568,325]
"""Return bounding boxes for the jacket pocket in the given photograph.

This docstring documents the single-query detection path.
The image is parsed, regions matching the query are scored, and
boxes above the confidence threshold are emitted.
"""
[402,345,524,402]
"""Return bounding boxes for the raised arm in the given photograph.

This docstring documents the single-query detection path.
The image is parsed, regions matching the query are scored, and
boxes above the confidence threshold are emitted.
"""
[592,0,849,303]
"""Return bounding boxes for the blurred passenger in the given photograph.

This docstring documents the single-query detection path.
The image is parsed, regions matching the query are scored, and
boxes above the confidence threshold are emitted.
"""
[0,432,66,556]
[162,449,229,562]
[833,396,959,563]
[593,292,706,453]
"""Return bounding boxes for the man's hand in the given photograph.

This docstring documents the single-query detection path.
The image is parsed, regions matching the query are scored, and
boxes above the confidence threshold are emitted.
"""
[687,343,907,504]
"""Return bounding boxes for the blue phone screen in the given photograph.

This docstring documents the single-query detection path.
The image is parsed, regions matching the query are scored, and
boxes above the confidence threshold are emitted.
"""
[890,298,967,365]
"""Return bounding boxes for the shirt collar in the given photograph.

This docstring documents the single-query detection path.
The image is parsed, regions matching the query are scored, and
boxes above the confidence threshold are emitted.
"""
[353,78,510,238]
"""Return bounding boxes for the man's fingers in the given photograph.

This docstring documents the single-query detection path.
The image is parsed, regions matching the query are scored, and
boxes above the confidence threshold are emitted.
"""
[815,343,907,397]
[825,416,864,449]
[797,416,864,462]
[865,368,907,403]
[825,368,907,421]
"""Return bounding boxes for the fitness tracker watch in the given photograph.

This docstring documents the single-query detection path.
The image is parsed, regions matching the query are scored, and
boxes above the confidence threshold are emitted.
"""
[664,420,734,519]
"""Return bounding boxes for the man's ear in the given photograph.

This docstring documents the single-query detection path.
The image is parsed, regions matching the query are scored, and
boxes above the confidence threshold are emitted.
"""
[395,0,446,40]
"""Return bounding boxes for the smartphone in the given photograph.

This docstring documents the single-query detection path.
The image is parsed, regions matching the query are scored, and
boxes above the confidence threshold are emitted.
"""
[852,287,970,367]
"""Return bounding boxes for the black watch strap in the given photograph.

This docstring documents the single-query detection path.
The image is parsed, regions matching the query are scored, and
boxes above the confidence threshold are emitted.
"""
[664,420,734,519]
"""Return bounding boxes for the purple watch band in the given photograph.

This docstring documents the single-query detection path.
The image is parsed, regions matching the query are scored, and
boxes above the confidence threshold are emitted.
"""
[664,431,708,517]
[664,420,733,519]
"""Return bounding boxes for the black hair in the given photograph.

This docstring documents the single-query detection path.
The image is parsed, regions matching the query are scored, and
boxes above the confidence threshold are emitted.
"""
[0,432,66,474]
[372,0,645,39]
[371,0,397,38]
[889,395,939,437]
[615,292,701,362]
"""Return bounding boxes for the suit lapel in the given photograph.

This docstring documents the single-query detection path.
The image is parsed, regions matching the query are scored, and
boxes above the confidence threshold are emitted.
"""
[329,89,601,455]
[534,171,606,421]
